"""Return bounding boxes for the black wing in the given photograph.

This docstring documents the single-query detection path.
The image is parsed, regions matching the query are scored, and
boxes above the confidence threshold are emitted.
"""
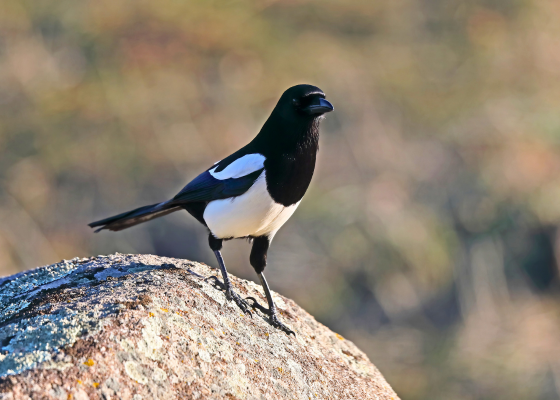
[89,168,264,232]
[169,168,264,205]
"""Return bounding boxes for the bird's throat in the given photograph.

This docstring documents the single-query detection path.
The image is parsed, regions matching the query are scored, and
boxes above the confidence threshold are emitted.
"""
[261,117,320,207]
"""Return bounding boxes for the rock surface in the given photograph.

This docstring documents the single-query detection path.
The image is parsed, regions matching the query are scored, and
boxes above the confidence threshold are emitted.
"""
[0,254,398,400]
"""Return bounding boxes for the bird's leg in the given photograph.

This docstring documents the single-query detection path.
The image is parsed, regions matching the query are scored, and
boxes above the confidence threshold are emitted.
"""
[250,236,294,335]
[212,249,252,316]
[258,273,295,336]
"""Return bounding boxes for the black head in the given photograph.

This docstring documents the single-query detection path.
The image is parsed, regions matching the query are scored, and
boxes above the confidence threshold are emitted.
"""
[274,84,334,121]
[250,84,333,155]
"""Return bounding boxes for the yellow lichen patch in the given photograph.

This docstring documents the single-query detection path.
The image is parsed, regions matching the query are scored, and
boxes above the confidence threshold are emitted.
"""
[67,394,73,400]
[93,382,100,388]
[278,367,283,373]
[149,312,155,317]
[335,333,344,340]
[76,380,82,385]
[83,358,95,367]
[160,308,169,312]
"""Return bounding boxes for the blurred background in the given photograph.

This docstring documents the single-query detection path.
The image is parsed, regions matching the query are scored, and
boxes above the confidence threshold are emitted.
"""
[1,0,560,398]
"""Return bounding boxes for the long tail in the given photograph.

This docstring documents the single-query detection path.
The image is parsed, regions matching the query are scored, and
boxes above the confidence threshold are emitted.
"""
[89,201,181,232]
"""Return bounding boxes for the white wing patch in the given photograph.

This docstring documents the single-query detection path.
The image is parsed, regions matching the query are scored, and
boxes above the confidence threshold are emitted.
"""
[209,153,265,180]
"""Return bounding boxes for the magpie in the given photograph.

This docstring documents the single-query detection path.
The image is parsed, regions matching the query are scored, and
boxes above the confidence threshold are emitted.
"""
[89,84,334,334]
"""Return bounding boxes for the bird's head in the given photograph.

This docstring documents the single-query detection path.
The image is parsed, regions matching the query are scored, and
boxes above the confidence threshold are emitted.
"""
[275,84,334,122]
[252,84,333,153]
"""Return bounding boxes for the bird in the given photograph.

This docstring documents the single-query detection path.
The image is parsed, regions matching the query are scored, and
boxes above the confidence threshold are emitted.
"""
[89,84,334,334]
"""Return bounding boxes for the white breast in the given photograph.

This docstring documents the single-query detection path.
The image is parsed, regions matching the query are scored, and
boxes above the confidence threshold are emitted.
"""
[203,171,300,239]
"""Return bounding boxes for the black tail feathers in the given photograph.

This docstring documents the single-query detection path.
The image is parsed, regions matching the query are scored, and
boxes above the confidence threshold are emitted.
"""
[89,202,181,232]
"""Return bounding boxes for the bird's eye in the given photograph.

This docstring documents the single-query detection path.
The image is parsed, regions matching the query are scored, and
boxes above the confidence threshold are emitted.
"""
[292,99,301,107]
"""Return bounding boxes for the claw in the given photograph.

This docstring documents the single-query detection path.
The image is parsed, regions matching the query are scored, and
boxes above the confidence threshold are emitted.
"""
[210,250,253,317]
[206,275,252,316]
[270,313,295,336]
[228,289,253,317]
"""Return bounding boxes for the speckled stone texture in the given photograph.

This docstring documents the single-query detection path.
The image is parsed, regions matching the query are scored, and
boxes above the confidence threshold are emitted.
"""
[0,254,399,400]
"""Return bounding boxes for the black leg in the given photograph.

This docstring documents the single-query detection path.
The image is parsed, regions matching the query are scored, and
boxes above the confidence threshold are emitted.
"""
[250,236,295,335]
[258,273,295,335]
[208,234,252,315]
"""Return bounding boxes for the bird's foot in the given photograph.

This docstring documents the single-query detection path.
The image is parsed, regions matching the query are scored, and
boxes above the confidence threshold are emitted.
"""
[206,276,252,316]
[227,289,253,317]
[270,312,295,336]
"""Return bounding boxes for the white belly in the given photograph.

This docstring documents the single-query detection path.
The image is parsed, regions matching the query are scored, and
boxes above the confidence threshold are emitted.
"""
[203,171,300,239]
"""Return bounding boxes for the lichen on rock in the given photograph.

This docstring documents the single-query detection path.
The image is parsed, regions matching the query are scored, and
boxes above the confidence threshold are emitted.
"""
[0,254,398,399]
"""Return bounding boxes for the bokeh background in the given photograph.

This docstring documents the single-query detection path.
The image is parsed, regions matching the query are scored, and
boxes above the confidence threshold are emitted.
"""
[2,0,560,398]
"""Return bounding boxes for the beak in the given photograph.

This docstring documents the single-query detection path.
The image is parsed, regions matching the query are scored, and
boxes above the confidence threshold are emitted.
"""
[303,97,334,115]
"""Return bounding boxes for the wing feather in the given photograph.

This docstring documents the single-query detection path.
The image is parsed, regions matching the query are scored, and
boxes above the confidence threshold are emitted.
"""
[209,153,265,180]
[170,168,264,204]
